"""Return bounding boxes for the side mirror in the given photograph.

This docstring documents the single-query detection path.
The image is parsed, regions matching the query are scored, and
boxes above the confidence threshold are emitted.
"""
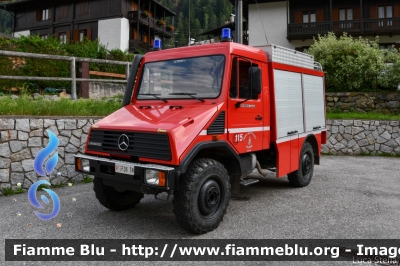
[249,67,262,95]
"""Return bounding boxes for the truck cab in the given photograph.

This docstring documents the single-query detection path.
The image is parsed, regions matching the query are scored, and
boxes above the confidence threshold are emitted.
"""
[75,33,326,234]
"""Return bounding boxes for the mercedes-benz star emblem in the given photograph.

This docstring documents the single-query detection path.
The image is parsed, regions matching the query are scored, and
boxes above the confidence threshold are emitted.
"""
[118,134,129,151]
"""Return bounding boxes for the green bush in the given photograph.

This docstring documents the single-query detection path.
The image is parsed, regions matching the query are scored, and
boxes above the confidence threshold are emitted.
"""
[308,33,387,92]
[17,36,70,90]
[378,48,400,90]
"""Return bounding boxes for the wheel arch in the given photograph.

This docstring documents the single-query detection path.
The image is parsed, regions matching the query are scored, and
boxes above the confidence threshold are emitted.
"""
[177,141,242,176]
[304,134,320,165]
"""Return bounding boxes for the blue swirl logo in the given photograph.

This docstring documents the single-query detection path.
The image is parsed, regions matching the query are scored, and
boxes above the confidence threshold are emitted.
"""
[29,130,60,220]
[33,130,59,176]
[28,180,60,220]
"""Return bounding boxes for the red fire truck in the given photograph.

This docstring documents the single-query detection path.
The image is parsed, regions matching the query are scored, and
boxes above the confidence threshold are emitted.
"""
[75,30,327,234]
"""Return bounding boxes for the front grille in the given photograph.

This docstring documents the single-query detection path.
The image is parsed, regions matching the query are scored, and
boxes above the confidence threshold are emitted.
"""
[88,130,172,161]
[207,111,225,134]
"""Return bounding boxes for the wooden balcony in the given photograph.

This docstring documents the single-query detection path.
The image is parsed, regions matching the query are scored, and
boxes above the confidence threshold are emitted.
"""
[128,11,173,38]
[129,40,151,53]
[288,22,330,38]
[332,20,361,33]
[288,17,400,40]
[364,17,400,33]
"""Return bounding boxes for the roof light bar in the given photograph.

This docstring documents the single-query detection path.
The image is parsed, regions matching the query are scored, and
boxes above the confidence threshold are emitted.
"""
[221,28,232,42]
[153,40,162,51]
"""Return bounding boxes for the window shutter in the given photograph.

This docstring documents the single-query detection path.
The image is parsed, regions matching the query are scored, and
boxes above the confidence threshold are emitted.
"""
[316,9,324,21]
[49,9,52,20]
[294,10,302,23]
[394,4,400,17]
[66,31,71,44]
[332,8,339,20]
[353,7,360,20]
[131,1,138,11]
[86,28,92,40]
[370,5,378,18]
[73,30,79,42]
[36,10,41,21]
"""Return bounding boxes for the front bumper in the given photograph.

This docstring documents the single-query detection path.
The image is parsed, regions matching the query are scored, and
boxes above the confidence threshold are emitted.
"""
[74,154,177,193]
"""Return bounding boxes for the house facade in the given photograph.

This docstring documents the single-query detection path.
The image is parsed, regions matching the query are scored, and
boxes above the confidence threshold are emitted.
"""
[228,0,400,51]
[1,0,175,53]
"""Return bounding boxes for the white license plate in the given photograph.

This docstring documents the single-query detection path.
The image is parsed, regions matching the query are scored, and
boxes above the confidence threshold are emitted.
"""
[115,163,135,175]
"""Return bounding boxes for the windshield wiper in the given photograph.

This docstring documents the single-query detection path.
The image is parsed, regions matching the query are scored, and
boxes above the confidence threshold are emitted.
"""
[138,93,167,102]
[169,93,204,102]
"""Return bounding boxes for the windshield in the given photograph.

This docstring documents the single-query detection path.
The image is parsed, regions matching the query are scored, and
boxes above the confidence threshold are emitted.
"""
[137,55,225,100]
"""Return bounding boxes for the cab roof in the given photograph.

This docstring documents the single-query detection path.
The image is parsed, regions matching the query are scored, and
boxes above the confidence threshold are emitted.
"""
[144,42,268,63]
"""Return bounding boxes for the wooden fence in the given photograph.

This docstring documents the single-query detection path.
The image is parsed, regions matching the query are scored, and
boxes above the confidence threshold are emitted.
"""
[0,50,132,99]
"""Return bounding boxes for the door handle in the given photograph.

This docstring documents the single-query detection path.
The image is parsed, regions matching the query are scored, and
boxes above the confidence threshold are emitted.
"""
[255,115,263,120]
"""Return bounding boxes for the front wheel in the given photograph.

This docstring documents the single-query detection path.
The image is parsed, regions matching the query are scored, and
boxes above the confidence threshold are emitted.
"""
[93,177,143,211]
[288,141,314,187]
[173,158,231,234]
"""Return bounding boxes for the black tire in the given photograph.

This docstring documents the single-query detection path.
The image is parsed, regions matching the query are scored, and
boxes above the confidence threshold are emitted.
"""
[288,141,314,187]
[173,158,231,234]
[93,177,143,211]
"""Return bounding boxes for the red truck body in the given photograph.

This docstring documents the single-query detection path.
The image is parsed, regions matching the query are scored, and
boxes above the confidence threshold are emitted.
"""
[75,41,327,233]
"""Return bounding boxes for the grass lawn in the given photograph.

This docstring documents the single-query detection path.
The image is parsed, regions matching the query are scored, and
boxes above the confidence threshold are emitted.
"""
[0,95,121,116]
[326,111,400,120]
[0,95,399,120]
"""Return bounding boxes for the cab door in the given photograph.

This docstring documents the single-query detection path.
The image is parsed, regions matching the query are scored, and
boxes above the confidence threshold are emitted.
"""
[227,57,264,153]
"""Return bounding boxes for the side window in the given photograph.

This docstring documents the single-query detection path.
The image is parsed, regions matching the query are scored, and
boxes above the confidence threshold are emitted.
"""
[73,28,92,42]
[59,32,67,44]
[230,57,259,100]
[36,8,52,21]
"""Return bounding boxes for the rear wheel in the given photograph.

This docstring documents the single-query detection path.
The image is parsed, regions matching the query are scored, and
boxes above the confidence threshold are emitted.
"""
[288,141,314,187]
[93,177,143,211]
[173,158,230,234]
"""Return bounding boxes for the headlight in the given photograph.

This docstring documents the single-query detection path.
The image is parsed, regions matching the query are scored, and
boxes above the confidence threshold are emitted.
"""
[81,159,90,172]
[76,158,90,172]
[145,170,166,186]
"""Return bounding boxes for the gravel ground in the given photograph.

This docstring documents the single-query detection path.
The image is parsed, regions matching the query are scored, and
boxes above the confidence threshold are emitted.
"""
[1,155,399,266]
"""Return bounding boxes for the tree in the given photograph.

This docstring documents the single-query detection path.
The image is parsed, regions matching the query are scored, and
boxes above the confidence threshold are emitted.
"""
[308,32,385,92]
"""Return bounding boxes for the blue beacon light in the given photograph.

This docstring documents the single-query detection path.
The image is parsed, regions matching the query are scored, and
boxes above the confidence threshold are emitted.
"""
[153,39,162,50]
[221,28,232,42]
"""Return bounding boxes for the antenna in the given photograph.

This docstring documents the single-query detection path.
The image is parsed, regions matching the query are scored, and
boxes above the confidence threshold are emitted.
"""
[255,0,269,44]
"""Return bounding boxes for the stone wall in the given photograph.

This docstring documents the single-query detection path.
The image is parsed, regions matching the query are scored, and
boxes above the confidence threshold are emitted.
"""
[0,118,100,195]
[89,82,125,100]
[0,117,399,195]
[326,92,400,113]
[323,120,400,155]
